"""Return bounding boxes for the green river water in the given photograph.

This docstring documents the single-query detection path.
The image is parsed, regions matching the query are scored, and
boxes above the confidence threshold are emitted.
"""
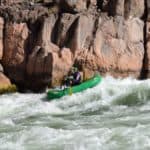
[0,76,150,150]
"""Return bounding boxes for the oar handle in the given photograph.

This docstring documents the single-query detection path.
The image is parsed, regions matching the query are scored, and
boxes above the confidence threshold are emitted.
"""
[69,87,72,95]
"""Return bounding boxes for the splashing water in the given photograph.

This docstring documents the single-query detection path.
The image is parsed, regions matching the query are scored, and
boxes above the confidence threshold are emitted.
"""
[0,76,150,150]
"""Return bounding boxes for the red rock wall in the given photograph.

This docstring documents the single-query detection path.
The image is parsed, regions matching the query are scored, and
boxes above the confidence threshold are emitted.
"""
[144,0,150,78]
[0,0,148,90]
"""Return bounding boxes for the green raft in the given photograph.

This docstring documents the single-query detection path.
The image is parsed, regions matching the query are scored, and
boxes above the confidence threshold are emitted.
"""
[47,74,102,100]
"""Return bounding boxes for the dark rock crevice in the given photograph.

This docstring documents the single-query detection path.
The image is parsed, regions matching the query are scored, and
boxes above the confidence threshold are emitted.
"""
[96,0,103,10]
[63,16,79,50]
[140,0,148,79]
[51,13,62,45]
[88,16,99,52]
[27,18,43,54]
[108,0,118,16]
[124,0,130,19]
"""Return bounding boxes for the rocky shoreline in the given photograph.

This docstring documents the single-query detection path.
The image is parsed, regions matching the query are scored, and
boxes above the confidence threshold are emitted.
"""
[0,0,149,92]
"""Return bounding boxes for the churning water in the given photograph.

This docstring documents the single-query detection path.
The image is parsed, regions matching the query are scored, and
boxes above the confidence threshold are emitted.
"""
[0,76,150,150]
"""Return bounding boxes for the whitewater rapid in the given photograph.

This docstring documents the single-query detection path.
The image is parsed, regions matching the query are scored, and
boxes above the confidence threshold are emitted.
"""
[1,76,150,150]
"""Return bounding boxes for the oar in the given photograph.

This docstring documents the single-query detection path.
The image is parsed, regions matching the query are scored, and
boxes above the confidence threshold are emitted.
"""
[69,86,72,95]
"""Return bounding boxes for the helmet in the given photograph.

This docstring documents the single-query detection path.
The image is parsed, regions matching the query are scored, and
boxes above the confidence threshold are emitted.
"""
[73,67,78,72]
[71,67,78,73]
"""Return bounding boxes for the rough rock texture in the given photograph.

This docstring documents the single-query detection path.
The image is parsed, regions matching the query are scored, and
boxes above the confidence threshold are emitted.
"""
[0,16,11,87]
[0,0,148,91]
[0,17,3,60]
[144,0,150,78]
[3,22,29,66]
[26,15,73,90]
[0,72,11,86]
[55,0,96,12]
[2,22,29,85]
[75,15,144,78]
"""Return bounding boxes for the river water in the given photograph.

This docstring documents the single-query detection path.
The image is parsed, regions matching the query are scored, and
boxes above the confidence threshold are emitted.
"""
[0,76,150,150]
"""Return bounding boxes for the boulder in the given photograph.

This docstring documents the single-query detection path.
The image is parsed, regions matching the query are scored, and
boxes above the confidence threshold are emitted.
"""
[26,45,73,89]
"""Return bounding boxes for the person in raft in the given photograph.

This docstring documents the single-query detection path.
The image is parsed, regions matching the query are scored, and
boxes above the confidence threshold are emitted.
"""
[64,67,81,87]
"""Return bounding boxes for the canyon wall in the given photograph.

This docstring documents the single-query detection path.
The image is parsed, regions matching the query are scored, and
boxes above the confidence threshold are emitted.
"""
[0,0,149,91]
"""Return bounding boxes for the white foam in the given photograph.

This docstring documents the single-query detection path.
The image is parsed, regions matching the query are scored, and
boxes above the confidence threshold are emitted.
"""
[0,76,150,150]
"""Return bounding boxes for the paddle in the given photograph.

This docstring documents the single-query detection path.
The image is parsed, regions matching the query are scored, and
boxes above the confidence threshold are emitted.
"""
[69,86,72,95]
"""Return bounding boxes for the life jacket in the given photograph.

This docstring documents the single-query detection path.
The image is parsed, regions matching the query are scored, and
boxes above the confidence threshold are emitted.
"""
[73,72,81,83]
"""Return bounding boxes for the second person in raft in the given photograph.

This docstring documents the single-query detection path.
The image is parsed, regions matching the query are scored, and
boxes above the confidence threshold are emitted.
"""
[64,67,81,87]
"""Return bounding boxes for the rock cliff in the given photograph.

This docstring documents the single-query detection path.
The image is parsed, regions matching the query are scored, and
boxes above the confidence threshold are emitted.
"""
[0,0,149,91]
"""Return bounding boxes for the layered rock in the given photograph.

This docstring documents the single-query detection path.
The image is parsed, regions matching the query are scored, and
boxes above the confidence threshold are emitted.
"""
[0,0,148,91]
[74,15,144,78]
[2,22,29,85]
[26,15,73,90]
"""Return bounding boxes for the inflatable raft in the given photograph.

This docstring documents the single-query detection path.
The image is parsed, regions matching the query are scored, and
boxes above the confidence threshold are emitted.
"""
[47,74,102,100]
